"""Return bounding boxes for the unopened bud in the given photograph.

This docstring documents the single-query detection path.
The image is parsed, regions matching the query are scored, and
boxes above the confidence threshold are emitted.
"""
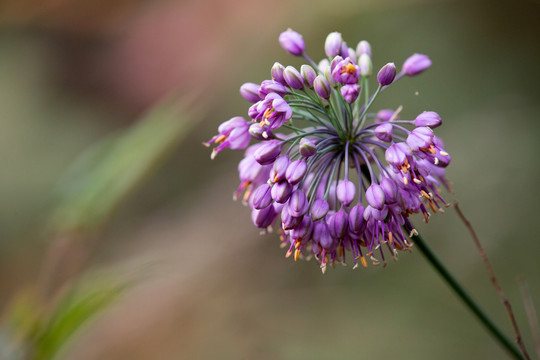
[358,54,372,76]
[283,66,304,89]
[279,29,305,56]
[300,65,317,88]
[377,62,396,86]
[324,32,343,58]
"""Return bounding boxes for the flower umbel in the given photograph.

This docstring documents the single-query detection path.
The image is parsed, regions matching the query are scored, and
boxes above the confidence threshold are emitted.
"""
[205,30,450,273]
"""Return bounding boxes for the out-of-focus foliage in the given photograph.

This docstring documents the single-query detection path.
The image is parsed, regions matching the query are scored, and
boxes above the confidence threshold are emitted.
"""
[2,275,127,360]
[48,99,198,233]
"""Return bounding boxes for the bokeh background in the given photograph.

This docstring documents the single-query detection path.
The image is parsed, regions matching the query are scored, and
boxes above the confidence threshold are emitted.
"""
[1,0,540,359]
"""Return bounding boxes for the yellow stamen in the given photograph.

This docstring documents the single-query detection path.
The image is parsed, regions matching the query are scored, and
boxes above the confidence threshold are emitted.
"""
[340,63,357,74]
[263,108,273,119]
[294,249,301,261]
[214,134,227,144]
[242,188,252,204]
[360,256,368,268]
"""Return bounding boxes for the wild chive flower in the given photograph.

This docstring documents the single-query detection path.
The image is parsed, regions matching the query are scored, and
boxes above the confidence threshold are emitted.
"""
[206,30,451,273]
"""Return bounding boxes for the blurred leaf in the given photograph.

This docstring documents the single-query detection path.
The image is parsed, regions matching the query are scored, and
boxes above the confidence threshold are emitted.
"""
[48,97,200,233]
[0,289,39,360]
[32,275,128,360]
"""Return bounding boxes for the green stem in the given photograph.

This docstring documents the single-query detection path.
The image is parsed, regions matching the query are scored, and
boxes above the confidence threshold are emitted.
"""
[410,232,524,360]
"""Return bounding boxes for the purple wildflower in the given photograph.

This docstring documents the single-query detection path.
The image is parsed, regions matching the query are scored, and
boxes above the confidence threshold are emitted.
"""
[332,57,360,84]
[279,29,305,56]
[283,66,304,89]
[340,84,361,103]
[251,93,292,129]
[314,75,331,99]
[377,62,397,86]
[239,83,261,103]
[204,116,250,159]
[325,32,343,58]
[206,30,450,272]
[402,53,432,76]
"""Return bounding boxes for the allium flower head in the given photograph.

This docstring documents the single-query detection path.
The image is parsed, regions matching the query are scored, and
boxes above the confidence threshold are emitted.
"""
[206,30,451,273]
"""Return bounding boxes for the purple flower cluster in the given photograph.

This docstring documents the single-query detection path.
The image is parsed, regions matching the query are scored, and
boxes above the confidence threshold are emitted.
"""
[205,29,450,273]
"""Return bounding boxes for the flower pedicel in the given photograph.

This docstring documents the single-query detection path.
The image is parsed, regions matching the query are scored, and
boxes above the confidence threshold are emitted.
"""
[204,29,450,273]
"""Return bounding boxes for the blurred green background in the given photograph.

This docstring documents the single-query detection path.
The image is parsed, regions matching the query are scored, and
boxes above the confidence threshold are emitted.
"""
[1,0,540,358]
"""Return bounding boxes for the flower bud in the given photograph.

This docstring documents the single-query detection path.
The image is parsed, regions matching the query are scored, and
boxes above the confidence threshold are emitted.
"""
[377,62,396,86]
[318,59,330,73]
[270,155,290,183]
[251,184,273,209]
[368,206,388,221]
[290,216,312,240]
[314,75,331,99]
[324,65,336,87]
[414,111,442,129]
[375,109,396,123]
[339,42,350,58]
[299,137,317,157]
[330,55,343,72]
[324,32,343,58]
[356,40,371,57]
[285,159,307,185]
[313,222,333,249]
[310,199,329,221]
[271,62,286,84]
[328,211,348,239]
[402,53,431,76]
[336,179,355,206]
[278,29,305,56]
[346,47,357,64]
[281,204,302,230]
[358,54,372,76]
[366,184,385,210]
[283,66,304,89]
[258,80,289,98]
[326,181,338,210]
[271,180,293,203]
[380,178,397,204]
[239,82,261,103]
[251,205,277,228]
[407,127,433,151]
[348,205,365,233]
[249,123,273,140]
[254,139,281,165]
[300,65,317,88]
[288,190,309,217]
[385,142,411,166]
[340,84,360,104]
[374,123,393,142]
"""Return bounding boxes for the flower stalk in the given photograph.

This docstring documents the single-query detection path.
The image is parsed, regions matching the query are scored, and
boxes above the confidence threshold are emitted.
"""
[409,230,525,360]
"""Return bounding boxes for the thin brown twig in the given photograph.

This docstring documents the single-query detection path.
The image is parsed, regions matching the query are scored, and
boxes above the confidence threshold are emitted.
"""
[518,277,540,359]
[454,202,530,360]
